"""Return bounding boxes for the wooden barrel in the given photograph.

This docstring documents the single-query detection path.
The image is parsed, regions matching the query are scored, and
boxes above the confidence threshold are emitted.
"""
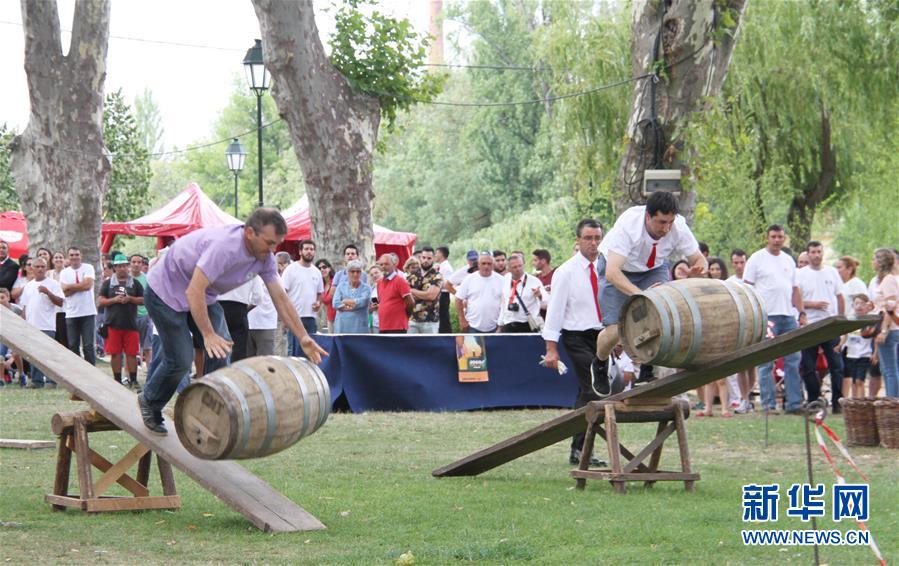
[619,278,767,369]
[174,356,330,460]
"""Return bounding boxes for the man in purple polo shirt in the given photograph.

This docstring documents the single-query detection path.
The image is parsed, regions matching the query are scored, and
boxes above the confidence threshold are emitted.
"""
[138,208,327,434]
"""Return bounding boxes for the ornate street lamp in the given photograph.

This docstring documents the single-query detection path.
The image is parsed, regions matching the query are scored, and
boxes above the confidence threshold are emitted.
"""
[243,39,270,208]
[225,138,247,217]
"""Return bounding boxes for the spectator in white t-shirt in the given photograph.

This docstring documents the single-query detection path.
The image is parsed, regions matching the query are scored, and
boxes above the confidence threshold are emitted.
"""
[446,250,478,295]
[835,294,877,399]
[835,255,868,300]
[726,248,756,413]
[59,246,98,365]
[247,276,279,357]
[281,239,324,353]
[743,225,805,414]
[20,258,64,387]
[455,252,504,333]
[796,240,845,411]
[727,248,747,284]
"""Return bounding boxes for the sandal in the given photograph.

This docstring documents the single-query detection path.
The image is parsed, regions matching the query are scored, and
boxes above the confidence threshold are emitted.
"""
[721,411,734,418]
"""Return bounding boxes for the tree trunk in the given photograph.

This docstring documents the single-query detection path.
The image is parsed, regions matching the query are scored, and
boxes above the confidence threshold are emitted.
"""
[787,108,835,252]
[10,0,111,270]
[251,0,378,267]
[614,0,747,221]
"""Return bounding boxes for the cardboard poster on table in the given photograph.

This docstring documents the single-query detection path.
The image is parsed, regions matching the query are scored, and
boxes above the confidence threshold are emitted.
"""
[456,335,489,382]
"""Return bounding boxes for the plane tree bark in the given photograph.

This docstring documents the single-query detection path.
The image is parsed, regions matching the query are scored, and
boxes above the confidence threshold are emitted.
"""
[10,0,111,268]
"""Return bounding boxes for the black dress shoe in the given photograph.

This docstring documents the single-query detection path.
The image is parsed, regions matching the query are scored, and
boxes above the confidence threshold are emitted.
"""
[635,364,656,386]
[590,358,611,397]
[570,448,607,467]
[137,394,168,435]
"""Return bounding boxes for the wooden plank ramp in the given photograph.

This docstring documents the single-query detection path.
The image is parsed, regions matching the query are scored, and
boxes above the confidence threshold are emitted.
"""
[0,308,324,532]
[0,439,56,450]
[433,316,876,478]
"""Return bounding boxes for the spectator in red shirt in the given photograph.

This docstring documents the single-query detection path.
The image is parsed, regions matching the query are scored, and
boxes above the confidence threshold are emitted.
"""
[532,249,554,290]
[376,254,414,334]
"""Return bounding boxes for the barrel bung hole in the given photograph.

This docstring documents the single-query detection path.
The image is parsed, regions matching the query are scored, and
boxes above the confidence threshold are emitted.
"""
[267,366,276,373]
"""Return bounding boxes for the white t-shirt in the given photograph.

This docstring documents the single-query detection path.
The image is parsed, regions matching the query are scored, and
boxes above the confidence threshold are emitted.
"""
[497,272,546,326]
[726,274,743,284]
[21,278,63,331]
[248,276,279,331]
[218,278,257,305]
[796,265,843,323]
[437,260,454,291]
[281,262,323,318]
[845,321,874,359]
[841,277,867,301]
[743,249,797,317]
[599,205,700,272]
[58,264,97,318]
[868,276,880,301]
[456,272,505,332]
[449,266,473,288]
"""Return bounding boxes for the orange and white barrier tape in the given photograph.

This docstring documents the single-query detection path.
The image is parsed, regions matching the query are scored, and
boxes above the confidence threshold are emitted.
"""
[813,410,885,566]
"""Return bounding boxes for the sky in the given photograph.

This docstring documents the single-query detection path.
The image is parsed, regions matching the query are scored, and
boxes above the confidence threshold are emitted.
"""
[0,0,438,150]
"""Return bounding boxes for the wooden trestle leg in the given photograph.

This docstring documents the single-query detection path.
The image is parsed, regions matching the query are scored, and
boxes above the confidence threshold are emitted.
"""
[569,399,699,493]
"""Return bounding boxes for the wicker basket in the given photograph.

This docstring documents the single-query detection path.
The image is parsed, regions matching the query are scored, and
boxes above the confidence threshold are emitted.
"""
[839,398,879,447]
[874,398,899,449]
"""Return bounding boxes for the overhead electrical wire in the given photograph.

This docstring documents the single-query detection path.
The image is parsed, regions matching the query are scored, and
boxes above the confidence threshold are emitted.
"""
[1,18,712,159]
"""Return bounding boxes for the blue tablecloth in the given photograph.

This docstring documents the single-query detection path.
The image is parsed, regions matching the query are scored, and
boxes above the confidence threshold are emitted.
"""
[312,334,577,412]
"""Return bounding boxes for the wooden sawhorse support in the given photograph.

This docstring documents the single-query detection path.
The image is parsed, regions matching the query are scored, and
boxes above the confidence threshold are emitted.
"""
[571,398,699,493]
[45,410,181,513]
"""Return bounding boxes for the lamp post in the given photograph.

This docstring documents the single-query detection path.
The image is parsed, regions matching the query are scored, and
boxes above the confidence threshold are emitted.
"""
[225,138,247,217]
[243,39,270,208]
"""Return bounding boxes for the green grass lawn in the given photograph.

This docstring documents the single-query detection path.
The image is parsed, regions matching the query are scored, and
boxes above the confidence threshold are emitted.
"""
[0,386,896,565]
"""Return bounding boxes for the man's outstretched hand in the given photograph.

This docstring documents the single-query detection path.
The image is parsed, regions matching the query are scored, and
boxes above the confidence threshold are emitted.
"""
[300,336,329,364]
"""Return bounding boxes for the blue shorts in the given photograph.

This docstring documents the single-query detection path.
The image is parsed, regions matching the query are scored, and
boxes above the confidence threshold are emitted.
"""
[844,357,870,382]
[597,254,671,325]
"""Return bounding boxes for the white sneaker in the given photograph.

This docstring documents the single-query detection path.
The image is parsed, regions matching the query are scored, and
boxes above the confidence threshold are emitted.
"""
[121,377,131,388]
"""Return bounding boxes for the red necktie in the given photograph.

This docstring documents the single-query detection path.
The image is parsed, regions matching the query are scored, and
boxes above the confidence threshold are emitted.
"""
[588,263,602,322]
[508,279,520,305]
[75,270,79,284]
[646,243,658,268]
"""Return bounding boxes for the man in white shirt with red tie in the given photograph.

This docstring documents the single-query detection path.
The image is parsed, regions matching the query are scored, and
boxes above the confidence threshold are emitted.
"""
[593,192,707,394]
[542,219,607,465]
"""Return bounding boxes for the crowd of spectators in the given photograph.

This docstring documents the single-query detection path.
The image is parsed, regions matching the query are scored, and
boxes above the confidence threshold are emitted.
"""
[1,223,896,411]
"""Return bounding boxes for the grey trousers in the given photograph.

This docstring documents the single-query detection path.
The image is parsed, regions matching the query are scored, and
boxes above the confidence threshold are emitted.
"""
[248,328,277,357]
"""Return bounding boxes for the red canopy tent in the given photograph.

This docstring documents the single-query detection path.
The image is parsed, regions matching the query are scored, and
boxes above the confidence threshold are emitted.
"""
[281,195,417,265]
[0,211,30,258]
[101,183,241,253]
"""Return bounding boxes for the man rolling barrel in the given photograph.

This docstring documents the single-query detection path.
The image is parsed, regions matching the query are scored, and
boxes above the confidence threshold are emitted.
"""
[592,192,707,396]
[138,208,327,435]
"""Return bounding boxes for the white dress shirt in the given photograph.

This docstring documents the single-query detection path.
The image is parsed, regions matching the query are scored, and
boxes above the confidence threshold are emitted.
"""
[599,205,699,273]
[541,252,604,343]
[497,272,546,327]
[437,259,454,291]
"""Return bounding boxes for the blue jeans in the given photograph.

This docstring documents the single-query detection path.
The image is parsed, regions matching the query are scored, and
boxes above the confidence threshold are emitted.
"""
[757,315,802,411]
[597,255,670,325]
[288,317,317,356]
[800,337,843,409]
[30,330,56,386]
[66,315,96,365]
[142,285,231,411]
[880,329,899,398]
